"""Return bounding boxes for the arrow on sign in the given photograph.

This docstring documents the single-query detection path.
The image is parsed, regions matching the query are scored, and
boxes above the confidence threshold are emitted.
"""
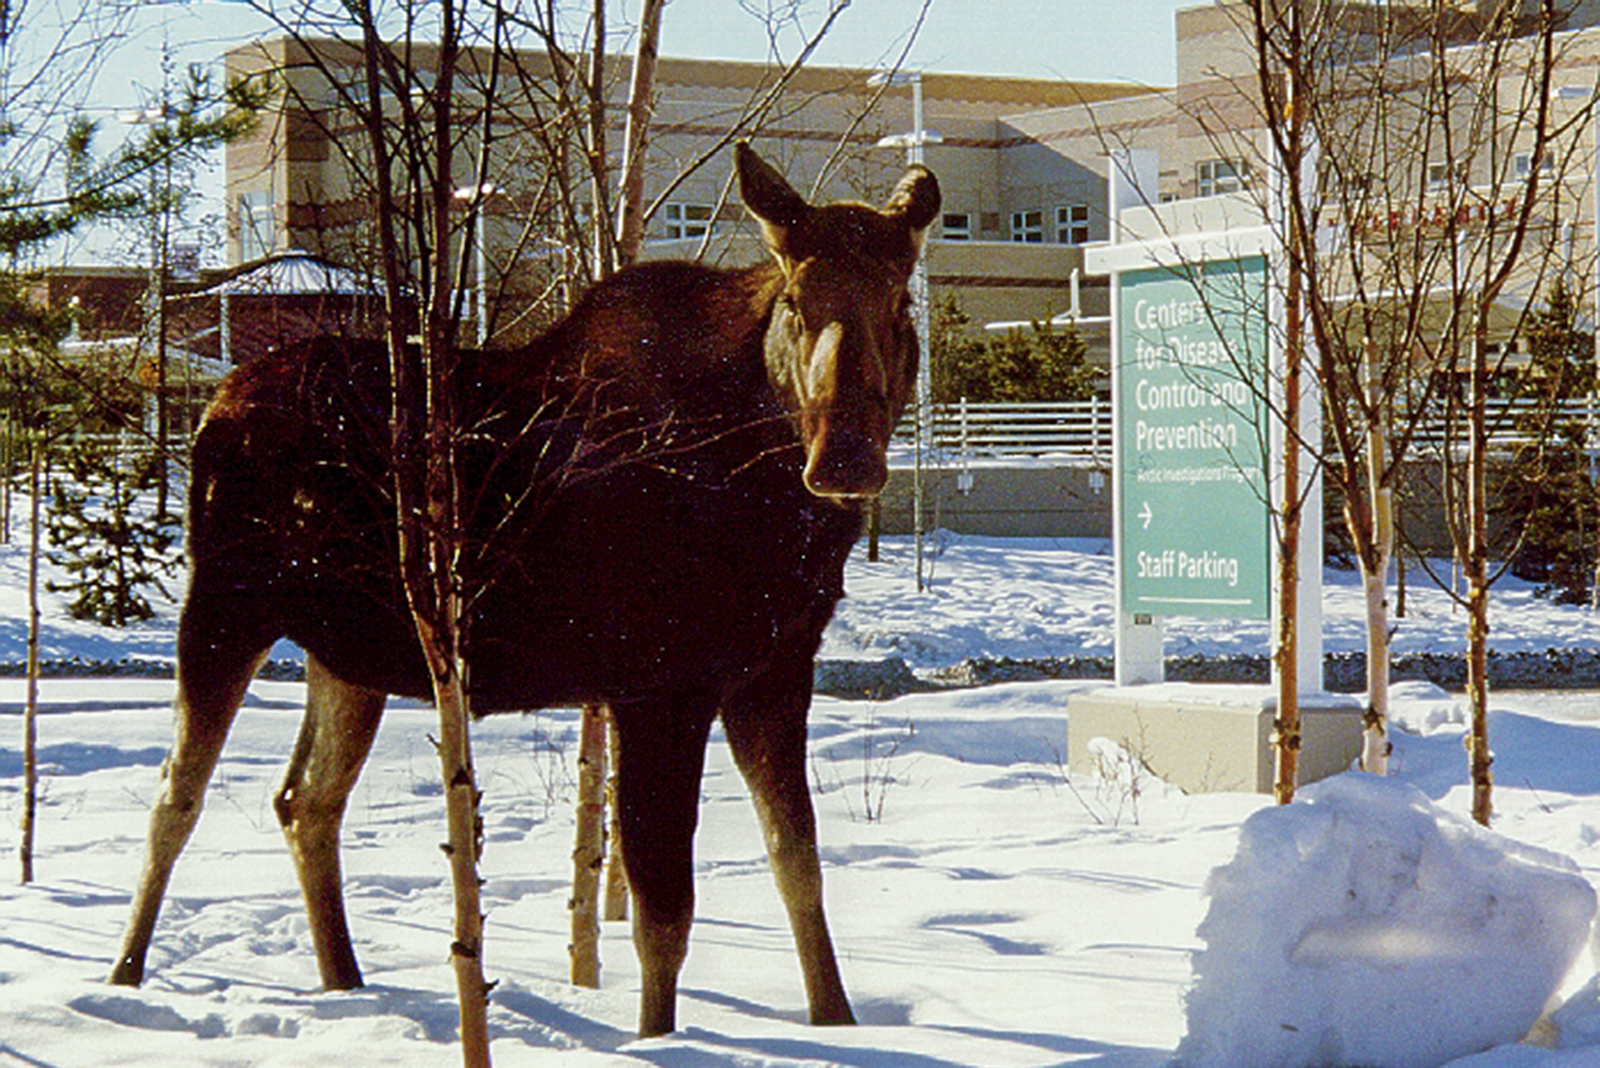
[1138,501,1153,529]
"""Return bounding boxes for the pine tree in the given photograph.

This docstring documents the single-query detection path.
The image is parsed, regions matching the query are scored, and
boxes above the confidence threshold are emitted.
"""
[930,296,1098,404]
[1502,280,1597,604]
[44,441,178,626]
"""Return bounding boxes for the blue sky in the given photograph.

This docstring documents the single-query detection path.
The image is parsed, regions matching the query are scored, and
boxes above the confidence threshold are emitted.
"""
[659,0,1186,84]
[56,0,1186,262]
[112,0,1187,101]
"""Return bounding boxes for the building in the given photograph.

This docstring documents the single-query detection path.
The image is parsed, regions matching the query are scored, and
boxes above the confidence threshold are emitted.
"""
[220,36,1166,348]
[219,4,1600,367]
[166,248,390,367]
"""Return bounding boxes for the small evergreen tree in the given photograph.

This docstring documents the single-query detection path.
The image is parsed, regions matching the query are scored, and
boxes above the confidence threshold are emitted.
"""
[45,441,179,626]
[1503,280,1598,604]
[929,296,1099,404]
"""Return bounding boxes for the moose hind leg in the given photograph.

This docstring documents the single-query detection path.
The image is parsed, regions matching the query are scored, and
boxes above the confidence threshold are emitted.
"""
[111,621,271,986]
[722,662,854,1026]
[612,693,718,1037]
[274,654,384,991]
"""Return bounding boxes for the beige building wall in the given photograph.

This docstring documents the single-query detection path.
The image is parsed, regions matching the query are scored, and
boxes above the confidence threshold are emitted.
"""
[220,4,1600,361]
[222,38,1164,345]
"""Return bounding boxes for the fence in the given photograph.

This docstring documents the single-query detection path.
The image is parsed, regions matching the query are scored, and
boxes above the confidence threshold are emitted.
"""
[892,396,1600,466]
[1409,396,1600,459]
[892,399,1113,466]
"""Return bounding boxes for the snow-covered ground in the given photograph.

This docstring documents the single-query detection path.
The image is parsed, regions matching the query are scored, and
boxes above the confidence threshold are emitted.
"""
[7,504,1600,1066]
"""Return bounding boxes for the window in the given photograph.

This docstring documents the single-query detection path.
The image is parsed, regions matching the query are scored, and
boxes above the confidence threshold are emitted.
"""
[1057,203,1090,245]
[1515,151,1553,182]
[664,202,714,240]
[1196,158,1250,198]
[237,190,275,262]
[1010,209,1044,243]
[1427,161,1463,190]
[941,212,972,241]
[170,243,202,282]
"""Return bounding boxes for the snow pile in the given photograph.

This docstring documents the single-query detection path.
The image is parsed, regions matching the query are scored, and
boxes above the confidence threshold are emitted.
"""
[1387,680,1468,735]
[1178,775,1597,1068]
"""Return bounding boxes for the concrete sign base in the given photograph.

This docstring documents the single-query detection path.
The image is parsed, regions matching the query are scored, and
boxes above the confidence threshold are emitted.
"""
[1066,685,1364,795]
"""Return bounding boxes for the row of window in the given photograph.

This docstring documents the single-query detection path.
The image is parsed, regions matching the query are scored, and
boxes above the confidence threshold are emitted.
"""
[241,152,1574,260]
[945,204,1092,245]
[1200,154,1559,197]
[658,202,1099,245]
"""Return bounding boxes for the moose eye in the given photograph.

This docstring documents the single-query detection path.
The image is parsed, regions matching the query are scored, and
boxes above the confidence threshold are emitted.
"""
[780,295,805,334]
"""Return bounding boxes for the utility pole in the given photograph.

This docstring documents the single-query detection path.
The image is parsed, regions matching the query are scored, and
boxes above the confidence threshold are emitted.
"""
[871,70,942,591]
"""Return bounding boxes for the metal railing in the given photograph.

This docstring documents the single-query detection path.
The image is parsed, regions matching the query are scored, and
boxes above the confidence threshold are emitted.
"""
[892,398,1114,465]
[891,395,1600,465]
[1408,396,1600,458]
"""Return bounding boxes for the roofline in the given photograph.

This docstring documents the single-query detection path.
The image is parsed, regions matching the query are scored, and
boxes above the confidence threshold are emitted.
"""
[228,35,1168,112]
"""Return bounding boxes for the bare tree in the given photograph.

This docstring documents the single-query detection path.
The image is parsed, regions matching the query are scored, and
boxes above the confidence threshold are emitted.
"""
[1216,0,1577,817]
[20,445,40,885]
[570,702,607,988]
[339,3,496,1058]
[2,5,257,884]
[1249,0,1314,802]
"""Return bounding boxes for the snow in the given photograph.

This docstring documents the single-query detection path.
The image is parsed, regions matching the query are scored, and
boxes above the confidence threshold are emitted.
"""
[1180,776,1596,1068]
[8,510,1600,1066]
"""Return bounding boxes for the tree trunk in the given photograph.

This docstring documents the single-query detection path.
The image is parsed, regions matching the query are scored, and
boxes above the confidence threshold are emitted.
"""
[1360,562,1393,773]
[602,713,628,922]
[1274,492,1302,805]
[429,636,493,1061]
[1361,339,1393,775]
[3,403,14,543]
[1273,55,1305,806]
[20,445,40,885]
[570,703,607,987]
[1467,333,1493,825]
[586,0,613,279]
[613,0,664,269]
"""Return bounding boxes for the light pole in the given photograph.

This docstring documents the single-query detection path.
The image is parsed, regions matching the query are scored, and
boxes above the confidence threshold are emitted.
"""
[119,89,176,517]
[870,70,942,591]
[453,183,495,347]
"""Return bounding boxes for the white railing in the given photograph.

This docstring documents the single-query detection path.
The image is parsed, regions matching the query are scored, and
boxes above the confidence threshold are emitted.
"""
[891,396,1600,465]
[1408,397,1600,458]
[892,398,1114,465]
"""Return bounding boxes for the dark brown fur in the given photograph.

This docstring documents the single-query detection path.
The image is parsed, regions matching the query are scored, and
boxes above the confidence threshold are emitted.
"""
[110,145,940,1037]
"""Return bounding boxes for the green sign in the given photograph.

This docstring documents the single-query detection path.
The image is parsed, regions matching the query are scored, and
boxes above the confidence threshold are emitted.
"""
[1117,256,1270,620]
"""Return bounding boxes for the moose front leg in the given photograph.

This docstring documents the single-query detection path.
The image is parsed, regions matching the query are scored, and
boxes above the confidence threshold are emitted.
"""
[721,657,854,1027]
[610,693,717,1037]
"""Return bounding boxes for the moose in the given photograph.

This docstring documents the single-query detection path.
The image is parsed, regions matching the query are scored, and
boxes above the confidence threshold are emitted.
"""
[110,144,940,1038]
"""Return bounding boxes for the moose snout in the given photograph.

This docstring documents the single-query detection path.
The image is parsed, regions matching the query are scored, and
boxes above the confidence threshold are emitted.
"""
[802,418,889,499]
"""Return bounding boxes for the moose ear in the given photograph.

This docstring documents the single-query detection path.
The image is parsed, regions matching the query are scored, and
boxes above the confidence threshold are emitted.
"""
[886,165,941,236]
[737,142,810,252]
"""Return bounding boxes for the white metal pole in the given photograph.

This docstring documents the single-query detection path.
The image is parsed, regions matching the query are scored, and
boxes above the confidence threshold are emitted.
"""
[911,74,931,592]
[476,206,488,348]
[1591,102,1599,608]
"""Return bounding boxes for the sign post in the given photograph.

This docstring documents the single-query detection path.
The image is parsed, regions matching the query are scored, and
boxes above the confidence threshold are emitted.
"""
[1071,157,1354,797]
[1117,258,1271,623]
[1071,160,1352,796]
[1093,158,1282,686]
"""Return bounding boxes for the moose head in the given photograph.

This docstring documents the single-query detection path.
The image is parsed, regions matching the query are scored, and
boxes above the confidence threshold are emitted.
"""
[737,142,941,499]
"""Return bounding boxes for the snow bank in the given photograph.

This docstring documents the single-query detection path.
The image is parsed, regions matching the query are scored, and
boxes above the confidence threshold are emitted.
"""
[1387,680,1468,735]
[1178,775,1596,1068]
